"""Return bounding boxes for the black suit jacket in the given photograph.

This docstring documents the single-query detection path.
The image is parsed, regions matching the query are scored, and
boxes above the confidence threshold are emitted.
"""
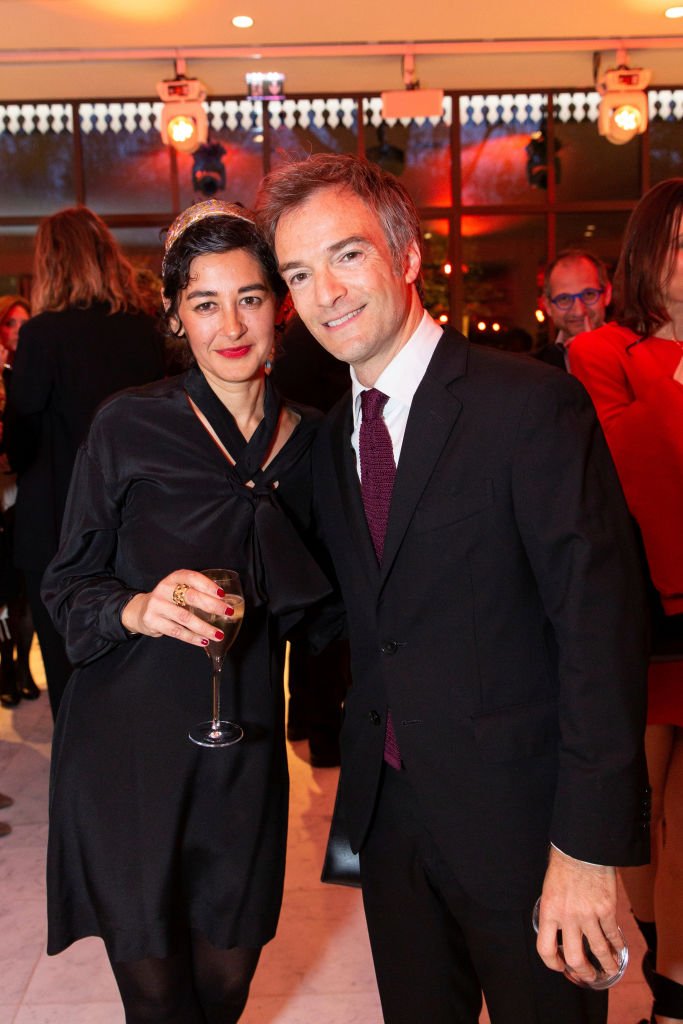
[313,327,650,910]
[534,342,567,370]
[4,303,164,572]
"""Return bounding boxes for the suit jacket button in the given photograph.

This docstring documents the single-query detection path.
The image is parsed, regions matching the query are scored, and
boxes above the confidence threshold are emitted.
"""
[380,640,398,655]
[368,710,381,726]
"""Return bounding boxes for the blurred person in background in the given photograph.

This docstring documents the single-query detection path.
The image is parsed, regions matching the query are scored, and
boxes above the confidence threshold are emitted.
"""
[3,206,164,719]
[537,250,611,370]
[0,295,29,371]
[0,294,36,707]
[571,179,683,1024]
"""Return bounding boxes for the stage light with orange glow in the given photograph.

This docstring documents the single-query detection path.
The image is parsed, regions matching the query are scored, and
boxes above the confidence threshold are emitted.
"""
[477,321,486,332]
[439,314,449,324]
[492,322,501,333]
[232,14,254,27]
[157,67,208,154]
[443,263,452,275]
[596,55,651,145]
[535,309,546,323]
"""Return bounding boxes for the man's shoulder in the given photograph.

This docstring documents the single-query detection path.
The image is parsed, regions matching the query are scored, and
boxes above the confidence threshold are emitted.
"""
[449,335,573,393]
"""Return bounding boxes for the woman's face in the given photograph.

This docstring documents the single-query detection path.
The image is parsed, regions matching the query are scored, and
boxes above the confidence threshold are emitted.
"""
[662,217,683,309]
[175,248,276,389]
[0,304,29,353]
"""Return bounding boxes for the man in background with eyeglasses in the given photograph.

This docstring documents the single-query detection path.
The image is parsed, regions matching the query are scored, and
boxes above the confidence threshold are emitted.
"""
[537,250,612,370]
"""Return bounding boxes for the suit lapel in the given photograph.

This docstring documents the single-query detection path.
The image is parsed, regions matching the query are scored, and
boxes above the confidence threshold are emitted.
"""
[380,330,468,587]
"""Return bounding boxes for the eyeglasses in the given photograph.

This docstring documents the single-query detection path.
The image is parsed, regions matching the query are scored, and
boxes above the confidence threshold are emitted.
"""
[548,288,605,311]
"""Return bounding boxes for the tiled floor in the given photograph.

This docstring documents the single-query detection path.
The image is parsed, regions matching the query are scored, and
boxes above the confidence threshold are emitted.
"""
[1,642,653,1023]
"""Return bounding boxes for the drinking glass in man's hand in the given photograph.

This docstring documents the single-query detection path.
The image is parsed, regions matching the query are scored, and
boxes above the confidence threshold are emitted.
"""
[532,898,629,990]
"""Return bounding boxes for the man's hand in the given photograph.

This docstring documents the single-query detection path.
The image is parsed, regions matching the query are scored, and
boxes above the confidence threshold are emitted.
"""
[535,846,622,983]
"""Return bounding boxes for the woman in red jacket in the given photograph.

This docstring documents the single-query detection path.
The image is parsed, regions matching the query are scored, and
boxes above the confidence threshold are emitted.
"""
[571,178,683,1024]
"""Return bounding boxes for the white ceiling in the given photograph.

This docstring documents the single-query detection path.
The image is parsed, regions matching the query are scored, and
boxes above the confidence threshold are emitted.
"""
[0,0,681,100]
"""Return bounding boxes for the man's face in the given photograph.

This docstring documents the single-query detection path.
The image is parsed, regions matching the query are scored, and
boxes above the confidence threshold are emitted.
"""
[542,257,611,340]
[274,185,423,385]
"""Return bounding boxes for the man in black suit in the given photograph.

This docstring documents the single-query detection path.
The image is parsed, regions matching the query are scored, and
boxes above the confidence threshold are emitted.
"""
[256,156,649,1024]
[535,250,611,370]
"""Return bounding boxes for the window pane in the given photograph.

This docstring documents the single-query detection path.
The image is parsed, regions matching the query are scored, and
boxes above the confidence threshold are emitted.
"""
[0,104,75,216]
[363,97,452,207]
[461,215,546,348]
[0,226,37,278]
[649,90,683,185]
[112,226,166,275]
[177,101,265,210]
[421,219,451,323]
[460,94,547,206]
[555,211,630,271]
[553,92,641,201]
[80,103,174,214]
[268,99,358,168]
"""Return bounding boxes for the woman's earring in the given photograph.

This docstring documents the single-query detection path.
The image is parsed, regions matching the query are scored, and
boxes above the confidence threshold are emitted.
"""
[264,348,275,374]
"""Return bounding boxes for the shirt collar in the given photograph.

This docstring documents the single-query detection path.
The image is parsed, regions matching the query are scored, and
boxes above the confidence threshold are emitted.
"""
[351,310,443,425]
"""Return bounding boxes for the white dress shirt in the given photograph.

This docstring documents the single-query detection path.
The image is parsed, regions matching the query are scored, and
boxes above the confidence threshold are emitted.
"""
[350,311,443,478]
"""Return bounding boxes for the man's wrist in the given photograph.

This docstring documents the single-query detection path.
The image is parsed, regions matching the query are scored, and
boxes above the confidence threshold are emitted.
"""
[550,842,607,869]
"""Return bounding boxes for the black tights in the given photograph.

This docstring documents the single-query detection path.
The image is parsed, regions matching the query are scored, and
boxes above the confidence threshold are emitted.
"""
[109,931,262,1024]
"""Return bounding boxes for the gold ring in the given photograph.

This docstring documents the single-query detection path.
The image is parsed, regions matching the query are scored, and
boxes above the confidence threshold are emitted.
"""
[172,582,189,608]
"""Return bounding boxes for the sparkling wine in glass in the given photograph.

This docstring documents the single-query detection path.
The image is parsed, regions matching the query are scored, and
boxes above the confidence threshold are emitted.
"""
[188,569,245,748]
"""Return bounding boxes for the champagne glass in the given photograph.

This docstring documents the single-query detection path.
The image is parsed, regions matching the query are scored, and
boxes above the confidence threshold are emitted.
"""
[532,897,629,990]
[188,569,245,748]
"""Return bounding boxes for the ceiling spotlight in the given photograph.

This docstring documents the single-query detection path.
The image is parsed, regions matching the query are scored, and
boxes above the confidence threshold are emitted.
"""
[157,61,208,154]
[232,14,254,27]
[665,5,683,16]
[596,54,651,145]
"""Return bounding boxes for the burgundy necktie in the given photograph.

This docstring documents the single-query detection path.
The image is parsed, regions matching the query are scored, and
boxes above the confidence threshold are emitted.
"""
[359,388,402,771]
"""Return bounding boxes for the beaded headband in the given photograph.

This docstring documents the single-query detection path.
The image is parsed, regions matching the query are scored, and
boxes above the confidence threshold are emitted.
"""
[162,199,256,275]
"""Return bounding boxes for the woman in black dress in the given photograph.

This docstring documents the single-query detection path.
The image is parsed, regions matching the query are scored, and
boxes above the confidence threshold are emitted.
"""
[42,201,330,1023]
[3,206,164,718]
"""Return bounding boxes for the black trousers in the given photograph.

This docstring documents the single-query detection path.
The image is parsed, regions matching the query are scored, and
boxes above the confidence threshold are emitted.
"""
[25,569,72,720]
[359,766,607,1024]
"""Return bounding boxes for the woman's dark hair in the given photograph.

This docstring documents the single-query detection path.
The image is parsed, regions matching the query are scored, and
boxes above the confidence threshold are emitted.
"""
[161,214,286,339]
[613,177,683,338]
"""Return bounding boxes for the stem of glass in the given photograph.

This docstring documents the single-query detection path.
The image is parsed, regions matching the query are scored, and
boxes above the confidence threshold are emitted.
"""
[210,656,223,730]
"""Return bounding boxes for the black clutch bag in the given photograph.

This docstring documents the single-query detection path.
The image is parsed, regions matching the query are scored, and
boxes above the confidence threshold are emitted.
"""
[320,781,361,888]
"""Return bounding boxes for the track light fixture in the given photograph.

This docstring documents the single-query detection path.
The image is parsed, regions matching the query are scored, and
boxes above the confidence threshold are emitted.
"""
[596,50,651,145]
[157,58,208,154]
[381,54,444,120]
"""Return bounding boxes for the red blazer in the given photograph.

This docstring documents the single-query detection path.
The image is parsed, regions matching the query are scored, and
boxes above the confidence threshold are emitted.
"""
[571,323,683,615]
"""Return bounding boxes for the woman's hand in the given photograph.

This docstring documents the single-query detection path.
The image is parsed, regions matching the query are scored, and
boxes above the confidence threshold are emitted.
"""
[121,570,235,647]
